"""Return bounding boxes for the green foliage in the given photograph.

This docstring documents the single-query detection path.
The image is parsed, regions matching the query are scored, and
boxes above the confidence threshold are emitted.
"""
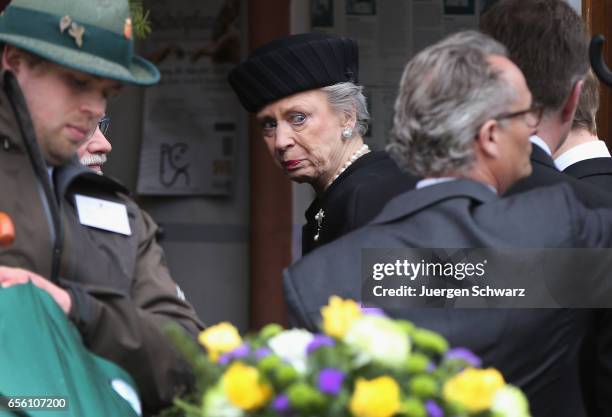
[163,323,221,394]
[128,0,152,39]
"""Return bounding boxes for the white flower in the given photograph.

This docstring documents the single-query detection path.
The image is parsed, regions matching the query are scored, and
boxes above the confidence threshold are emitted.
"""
[344,316,410,369]
[203,382,244,417]
[267,329,314,374]
[491,385,531,417]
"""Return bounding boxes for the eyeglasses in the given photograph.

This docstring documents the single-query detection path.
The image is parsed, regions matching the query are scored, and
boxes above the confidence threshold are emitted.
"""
[98,115,111,136]
[494,105,544,128]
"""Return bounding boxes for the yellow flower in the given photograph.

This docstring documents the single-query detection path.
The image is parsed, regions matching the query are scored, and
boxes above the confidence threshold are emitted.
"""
[349,376,401,417]
[198,322,242,362]
[321,296,362,339]
[443,368,505,413]
[222,362,272,411]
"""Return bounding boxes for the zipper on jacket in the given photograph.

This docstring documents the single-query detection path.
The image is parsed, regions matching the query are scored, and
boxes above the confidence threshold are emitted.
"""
[4,72,63,282]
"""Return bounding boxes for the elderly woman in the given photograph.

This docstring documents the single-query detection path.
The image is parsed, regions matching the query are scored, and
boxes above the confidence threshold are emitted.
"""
[229,33,417,254]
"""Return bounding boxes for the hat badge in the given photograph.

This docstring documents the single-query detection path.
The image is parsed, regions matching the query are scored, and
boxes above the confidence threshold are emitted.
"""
[59,15,85,48]
[124,17,132,40]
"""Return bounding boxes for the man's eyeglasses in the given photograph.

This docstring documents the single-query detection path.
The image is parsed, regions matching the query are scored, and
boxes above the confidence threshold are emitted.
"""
[494,105,544,128]
[98,115,111,136]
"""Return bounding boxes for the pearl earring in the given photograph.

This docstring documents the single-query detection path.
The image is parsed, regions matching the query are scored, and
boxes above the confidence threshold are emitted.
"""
[341,127,353,139]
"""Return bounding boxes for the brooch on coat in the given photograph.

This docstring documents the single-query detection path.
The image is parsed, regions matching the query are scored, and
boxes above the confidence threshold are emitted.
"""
[313,209,325,242]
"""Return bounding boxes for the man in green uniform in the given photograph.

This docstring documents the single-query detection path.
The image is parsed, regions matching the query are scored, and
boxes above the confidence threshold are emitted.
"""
[0,0,204,414]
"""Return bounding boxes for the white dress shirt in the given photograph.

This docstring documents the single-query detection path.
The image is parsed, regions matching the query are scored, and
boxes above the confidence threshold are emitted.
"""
[530,135,553,157]
[554,139,611,171]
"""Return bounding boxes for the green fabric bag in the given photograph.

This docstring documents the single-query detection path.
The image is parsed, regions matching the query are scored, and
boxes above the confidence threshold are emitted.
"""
[0,282,141,417]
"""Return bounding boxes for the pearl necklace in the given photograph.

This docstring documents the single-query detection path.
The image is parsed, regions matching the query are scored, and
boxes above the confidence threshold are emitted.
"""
[327,144,370,188]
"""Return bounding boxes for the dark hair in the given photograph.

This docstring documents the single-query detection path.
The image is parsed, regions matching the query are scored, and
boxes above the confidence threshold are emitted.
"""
[572,69,600,134]
[480,0,589,112]
[0,44,45,69]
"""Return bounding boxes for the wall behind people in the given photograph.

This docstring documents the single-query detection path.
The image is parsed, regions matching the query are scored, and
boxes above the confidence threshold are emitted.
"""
[101,0,596,329]
[105,51,250,331]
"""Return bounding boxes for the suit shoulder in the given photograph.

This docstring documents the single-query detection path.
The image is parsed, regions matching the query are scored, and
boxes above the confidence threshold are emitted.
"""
[564,158,612,189]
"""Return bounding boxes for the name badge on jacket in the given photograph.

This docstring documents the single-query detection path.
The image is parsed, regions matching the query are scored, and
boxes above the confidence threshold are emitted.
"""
[75,194,132,236]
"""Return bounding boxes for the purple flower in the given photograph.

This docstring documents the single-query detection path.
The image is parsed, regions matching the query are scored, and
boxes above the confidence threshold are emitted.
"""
[272,395,291,413]
[232,344,250,358]
[427,361,436,372]
[218,353,232,365]
[425,400,444,417]
[361,307,386,317]
[218,344,250,365]
[255,347,272,359]
[318,368,345,395]
[445,347,482,368]
[306,334,335,354]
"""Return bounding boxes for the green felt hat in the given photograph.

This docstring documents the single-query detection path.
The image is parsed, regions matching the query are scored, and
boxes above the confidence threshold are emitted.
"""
[0,0,159,85]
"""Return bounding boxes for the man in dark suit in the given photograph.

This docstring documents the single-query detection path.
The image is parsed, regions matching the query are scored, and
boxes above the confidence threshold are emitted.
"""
[554,70,612,189]
[480,0,612,204]
[284,31,612,417]
[554,69,612,417]
[481,2,612,415]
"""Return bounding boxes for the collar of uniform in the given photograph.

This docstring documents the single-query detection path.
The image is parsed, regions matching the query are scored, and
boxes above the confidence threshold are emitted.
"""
[530,135,553,157]
[54,156,129,200]
[554,140,611,171]
[371,179,498,225]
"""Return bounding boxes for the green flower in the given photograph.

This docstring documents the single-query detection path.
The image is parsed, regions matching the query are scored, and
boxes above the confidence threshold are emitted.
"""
[401,397,426,417]
[201,383,243,417]
[275,364,299,388]
[409,375,438,399]
[396,319,416,335]
[344,316,410,369]
[286,382,326,412]
[257,355,282,374]
[404,352,430,374]
[259,323,283,340]
[491,385,531,417]
[411,329,448,355]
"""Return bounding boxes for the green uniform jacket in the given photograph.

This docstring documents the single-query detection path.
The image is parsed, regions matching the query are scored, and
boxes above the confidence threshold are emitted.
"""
[0,71,204,414]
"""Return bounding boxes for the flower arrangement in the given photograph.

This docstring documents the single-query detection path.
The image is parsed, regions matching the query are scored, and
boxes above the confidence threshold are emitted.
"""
[161,296,531,417]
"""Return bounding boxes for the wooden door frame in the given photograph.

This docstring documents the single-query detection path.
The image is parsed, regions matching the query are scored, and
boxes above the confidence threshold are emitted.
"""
[247,0,292,330]
[583,0,612,146]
